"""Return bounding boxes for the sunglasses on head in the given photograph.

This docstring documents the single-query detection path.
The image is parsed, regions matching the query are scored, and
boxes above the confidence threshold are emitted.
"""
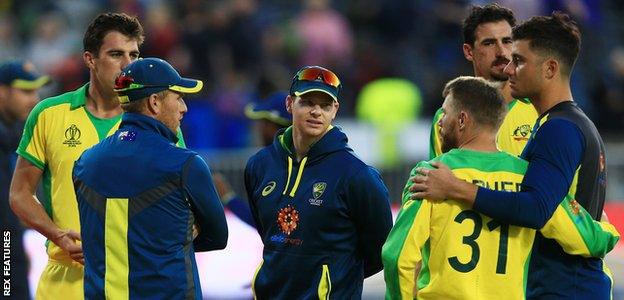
[114,74,138,91]
[114,74,167,91]
[293,66,341,88]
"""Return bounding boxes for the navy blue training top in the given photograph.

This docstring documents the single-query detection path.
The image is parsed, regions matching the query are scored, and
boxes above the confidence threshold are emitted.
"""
[474,101,610,299]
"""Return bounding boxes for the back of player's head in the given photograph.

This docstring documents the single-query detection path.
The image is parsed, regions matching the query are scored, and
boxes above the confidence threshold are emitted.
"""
[512,11,581,76]
[442,76,506,130]
[83,12,144,56]
[463,4,516,46]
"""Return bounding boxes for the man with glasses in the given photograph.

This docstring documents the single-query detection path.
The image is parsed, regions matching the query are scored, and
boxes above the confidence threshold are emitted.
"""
[9,13,181,299]
[74,57,228,299]
[244,66,392,299]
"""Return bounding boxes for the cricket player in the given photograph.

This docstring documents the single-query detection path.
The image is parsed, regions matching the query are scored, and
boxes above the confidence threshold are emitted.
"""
[384,76,618,299]
[429,3,537,159]
[411,13,615,299]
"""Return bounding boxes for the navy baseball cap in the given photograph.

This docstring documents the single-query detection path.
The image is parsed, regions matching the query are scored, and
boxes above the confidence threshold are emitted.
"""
[0,60,49,89]
[244,91,291,126]
[114,57,203,103]
[289,66,341,102]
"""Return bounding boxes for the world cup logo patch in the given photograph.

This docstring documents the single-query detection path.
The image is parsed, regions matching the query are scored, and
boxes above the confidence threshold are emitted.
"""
[277,205,299,235]
[63,124,82,147]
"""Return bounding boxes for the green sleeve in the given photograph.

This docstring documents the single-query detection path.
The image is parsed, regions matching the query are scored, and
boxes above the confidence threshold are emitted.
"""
[540,195,620,258]
[383,161,432,299]
[16,99,49,169]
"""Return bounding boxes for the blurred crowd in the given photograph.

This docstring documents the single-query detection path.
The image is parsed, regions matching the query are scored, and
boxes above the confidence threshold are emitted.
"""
[1,0,623,149]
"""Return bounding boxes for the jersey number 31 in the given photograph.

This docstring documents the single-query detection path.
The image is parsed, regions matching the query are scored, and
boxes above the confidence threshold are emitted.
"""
[448,210,509,274]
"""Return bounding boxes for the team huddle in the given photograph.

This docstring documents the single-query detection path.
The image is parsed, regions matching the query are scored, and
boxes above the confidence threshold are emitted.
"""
[4,4,620,300]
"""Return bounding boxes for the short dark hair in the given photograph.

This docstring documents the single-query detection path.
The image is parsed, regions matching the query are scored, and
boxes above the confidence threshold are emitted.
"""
[83,13,144,56]
[512,11,580,76]
[463,4,516,45]
[442,76,506,129]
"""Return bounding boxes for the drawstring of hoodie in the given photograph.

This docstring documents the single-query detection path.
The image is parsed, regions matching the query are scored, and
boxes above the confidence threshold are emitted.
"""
[283,157,293,195]
[282,156,308,197]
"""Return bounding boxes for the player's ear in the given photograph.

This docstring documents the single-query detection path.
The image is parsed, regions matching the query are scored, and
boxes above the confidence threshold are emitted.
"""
[463,43,474,62]
[544,58,558,79]
[147,93,160,114]
[286,95,294,114]
[458,111,468,130]
[84,51,96,70]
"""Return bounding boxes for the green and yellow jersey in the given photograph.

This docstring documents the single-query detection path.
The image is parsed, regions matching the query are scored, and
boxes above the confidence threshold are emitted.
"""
[382,149,619,300]
[429,99,537,159]
[17,84,185,263]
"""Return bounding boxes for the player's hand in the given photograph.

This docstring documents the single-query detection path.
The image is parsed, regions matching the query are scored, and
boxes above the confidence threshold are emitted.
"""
[192,223,199,240]
[409,161,455,201]
[53,229,84,265]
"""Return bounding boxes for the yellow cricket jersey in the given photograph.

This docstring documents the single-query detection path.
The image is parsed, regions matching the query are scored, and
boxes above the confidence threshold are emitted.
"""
[17,84,186,263]
[382,149,619,300]
[429,99,538,159]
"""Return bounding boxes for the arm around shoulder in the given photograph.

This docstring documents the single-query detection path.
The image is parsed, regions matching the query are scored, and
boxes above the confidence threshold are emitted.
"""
[474,119,584,228]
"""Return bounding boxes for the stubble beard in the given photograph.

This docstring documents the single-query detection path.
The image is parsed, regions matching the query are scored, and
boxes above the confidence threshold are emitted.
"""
[440,124,459,154]
[489,71,509,82]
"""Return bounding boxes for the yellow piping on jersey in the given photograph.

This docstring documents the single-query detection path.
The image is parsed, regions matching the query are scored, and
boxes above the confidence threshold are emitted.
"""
[252,260,263,300]
[289,157,307,197]
[317,264,332,299]
[283,157,293,195]
[282,156,308,197]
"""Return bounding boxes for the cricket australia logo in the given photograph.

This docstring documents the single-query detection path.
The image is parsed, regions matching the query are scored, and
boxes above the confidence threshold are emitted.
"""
[512,124,532,141]
[63,124,82,147]
[262,181,277,197]
[309,182,326,206]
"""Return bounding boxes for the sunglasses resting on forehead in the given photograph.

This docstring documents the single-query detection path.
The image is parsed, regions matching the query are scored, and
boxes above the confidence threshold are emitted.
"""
[114,74,172,92]
[114,74,169,91]
[293,66,341,88]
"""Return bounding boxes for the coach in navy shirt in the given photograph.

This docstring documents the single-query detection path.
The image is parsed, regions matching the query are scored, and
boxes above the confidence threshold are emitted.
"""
[74,58,227,299]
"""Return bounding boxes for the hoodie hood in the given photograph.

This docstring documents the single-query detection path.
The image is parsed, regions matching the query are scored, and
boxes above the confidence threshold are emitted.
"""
[271,125,351,197]
[273,125,351,164]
